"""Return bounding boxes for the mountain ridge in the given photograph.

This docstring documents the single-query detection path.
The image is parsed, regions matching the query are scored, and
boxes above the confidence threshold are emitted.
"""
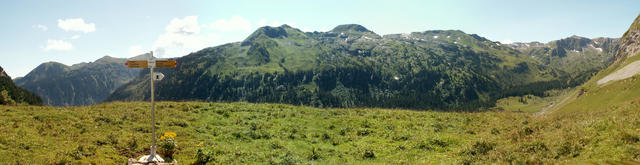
[106,24,618,110]
[15,56,141,106]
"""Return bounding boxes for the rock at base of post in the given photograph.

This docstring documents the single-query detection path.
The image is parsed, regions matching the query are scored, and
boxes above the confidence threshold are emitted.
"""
[127,154,178,165]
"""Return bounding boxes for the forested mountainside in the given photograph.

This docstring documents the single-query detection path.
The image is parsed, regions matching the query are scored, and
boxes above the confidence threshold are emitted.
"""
[0,66,42,105]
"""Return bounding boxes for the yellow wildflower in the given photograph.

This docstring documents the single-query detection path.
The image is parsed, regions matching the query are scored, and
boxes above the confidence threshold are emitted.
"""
[197,141,204,147]
[160,136,166,140]
[162,132,177,139]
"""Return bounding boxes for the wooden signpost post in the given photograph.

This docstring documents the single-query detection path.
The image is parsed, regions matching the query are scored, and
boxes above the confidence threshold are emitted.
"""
[126,51,177,164]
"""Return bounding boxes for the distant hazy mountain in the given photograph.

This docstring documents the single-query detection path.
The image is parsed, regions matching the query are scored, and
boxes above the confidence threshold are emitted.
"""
[0,66,42,105]
[507,36,619,85]
[107,24,617,110]
[15,56,141,106]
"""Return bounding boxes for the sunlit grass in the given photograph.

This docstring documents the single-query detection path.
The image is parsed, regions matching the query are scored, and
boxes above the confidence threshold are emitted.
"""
[0,101,638,164]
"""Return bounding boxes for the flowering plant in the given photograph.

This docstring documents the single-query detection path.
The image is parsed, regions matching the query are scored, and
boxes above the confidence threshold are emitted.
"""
[159,132,177,160]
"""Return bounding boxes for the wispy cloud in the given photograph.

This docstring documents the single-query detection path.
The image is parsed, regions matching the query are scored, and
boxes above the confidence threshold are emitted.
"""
[32,24,48,31]
[128,45,145,57]
[58,18,95,33]
[208,16,252,32]
[44,39,73,51]
[152,16,219,57]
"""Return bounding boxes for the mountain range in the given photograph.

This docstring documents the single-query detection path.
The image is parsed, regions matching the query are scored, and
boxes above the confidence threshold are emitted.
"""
[102,24,618,110]
[14,56,140,106]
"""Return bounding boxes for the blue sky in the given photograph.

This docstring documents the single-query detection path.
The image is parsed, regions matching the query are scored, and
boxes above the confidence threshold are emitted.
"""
[1,0,638,77]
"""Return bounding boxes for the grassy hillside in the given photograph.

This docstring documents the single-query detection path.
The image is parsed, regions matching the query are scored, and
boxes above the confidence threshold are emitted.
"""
[2,102,639,164]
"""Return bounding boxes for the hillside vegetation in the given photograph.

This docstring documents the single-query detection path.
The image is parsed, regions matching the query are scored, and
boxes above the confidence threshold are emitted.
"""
[1,102,639,164]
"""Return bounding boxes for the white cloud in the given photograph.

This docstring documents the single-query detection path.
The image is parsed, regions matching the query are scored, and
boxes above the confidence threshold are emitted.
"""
[32,24,48,31]
[164,16,200,35]
[44,39,73,51]
[129,45,146,57]
[209,16,252,32]
[501,39,513,44]
[57,18,95,33]
[152,16,219,57]
[70,35,80,39]
[257,19,285,27]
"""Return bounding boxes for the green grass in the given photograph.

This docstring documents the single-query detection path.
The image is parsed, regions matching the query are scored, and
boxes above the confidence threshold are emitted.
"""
[1,101,640,164]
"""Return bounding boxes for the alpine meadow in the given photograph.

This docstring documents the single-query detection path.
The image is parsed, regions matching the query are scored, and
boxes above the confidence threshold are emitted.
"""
[1,1,640,164]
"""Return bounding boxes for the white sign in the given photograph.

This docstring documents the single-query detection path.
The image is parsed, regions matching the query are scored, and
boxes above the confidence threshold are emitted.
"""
[153,72,164,81]
[148,59,156,68]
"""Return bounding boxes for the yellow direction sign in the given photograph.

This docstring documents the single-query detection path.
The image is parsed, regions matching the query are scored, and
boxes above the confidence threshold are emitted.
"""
[125,60,177,68]
[156,60,178,68]
[125,60,148,68]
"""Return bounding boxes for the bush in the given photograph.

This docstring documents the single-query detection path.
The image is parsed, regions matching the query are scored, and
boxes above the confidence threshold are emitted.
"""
[621,132,639,144]
[357,128,373,136]
[195,142,215,164]
[462,141,495,156]
[308,147,321,160]
[363,149,375,159]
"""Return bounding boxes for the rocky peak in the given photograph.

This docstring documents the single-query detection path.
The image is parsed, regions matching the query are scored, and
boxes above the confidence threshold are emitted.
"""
[555,35,593,50]
[615,14,640,62]
[0,66,8,78]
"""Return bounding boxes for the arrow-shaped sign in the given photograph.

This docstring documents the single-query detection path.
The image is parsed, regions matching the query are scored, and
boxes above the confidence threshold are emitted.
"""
[153,72,164,81]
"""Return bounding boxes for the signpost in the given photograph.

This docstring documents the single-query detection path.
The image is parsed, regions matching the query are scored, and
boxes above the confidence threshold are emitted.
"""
[125,51,177,164]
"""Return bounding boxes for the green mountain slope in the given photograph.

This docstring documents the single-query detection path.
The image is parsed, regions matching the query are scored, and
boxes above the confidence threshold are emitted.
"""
[0,66,42,105]
[107,24,616,110]
[15,56,141,106]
